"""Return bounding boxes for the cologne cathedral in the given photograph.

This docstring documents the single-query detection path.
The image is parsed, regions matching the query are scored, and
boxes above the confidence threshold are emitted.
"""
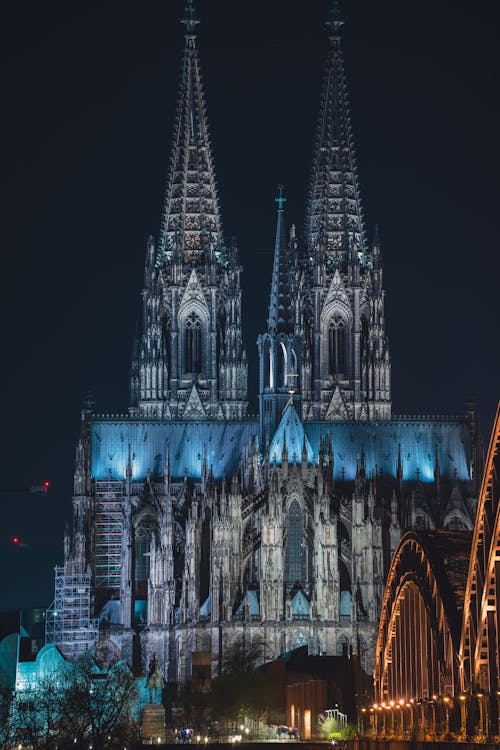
[55,2,482,681]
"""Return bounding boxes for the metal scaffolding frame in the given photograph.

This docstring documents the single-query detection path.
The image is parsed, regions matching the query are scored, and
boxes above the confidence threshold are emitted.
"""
[94,478,124,589]
[45,566,98,659]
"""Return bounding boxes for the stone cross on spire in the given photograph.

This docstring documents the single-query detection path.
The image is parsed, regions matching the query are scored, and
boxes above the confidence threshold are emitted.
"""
[325,0,344,37]
[181,0,199,37]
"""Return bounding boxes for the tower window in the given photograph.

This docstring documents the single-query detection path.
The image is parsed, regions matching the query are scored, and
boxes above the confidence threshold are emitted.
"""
[135,517,155,583]
[328,313,346,375]
[286,500,306,584]
[360,316,369,359]
[184,313,202,375]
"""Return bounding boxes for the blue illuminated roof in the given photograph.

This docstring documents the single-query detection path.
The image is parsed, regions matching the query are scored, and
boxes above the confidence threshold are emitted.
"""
[91,419,258,481]
[269,403,314,465]
[291,590,310,616]
[304,419,471,483]
[90,414,471,484]
[236,590,260,616]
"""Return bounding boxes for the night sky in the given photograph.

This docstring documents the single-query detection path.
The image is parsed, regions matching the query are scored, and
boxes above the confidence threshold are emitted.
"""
[1,0,499,611]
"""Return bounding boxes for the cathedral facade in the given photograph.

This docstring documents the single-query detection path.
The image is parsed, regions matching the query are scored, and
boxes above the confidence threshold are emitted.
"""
[59,3,482,681]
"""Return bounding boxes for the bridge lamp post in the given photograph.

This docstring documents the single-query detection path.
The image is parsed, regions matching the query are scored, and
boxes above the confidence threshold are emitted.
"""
[430,696,438,738]
[398,699,405,737]
[380,703,387,736]
[389,701,395,736]
[477,692,486,738]
[369,708,375,736]
[395,705,402,738]
[443,696,451,736]
[459,694,467,738]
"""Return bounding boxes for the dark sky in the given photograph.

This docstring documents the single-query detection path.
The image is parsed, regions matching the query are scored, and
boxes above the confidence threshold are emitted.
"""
[1,0,499,610]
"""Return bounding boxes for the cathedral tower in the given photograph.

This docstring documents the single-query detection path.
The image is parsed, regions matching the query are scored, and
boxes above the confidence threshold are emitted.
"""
[51,0,481,687]
[258,187,302,440]
[130,2,247,419]
[300,3,391,421]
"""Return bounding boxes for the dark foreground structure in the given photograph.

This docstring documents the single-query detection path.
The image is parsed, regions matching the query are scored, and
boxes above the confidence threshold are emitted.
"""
[373,403,500,741]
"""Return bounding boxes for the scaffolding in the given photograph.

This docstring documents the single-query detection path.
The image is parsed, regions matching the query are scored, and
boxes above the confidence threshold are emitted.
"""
[94,478,124,590]
[46,566,98,659]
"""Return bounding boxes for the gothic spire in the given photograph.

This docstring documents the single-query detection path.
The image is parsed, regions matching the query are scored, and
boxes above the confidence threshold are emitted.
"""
[268,186,294,334]
[157,1,224,266]
[304,0,367,263]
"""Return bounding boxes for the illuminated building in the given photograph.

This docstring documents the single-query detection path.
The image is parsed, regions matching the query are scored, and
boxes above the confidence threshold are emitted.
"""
[52,2,482,682]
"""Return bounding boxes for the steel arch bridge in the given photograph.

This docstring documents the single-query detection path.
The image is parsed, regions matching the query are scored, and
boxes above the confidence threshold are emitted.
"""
[459,402,500,734]
[373,529,471,736]
[371,403,500,740]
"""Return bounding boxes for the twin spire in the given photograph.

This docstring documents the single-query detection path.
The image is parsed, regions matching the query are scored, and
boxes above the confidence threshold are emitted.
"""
[304,0,367,264]
[157,0,224,267]
[158,0,364,270]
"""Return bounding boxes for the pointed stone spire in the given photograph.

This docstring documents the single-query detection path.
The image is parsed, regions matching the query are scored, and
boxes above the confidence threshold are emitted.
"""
[305,0,367,263]
[157,0,224,267]
[268,185,294,334]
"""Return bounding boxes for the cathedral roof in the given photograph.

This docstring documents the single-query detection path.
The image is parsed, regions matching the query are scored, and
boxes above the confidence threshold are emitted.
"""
[90,415,472,484]
[268,402,314,465]
[304,1,367,261]
[156,1,225,266]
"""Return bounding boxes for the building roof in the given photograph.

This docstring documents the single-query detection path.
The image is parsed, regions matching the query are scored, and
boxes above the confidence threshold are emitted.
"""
[90,413,472,483]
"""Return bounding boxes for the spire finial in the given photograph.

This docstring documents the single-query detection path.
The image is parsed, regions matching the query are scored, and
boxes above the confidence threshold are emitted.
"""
[275,184,287,212]
[325,0,344,37]
[181,0,199,37]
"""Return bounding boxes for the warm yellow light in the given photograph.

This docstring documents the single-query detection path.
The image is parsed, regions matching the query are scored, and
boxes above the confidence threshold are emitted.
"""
[459,695,466,701]
[398,699,404,706]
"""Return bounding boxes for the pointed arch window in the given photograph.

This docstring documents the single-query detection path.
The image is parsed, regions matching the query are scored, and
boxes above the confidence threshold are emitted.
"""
[360,315,369,360]
[286,500,306,584]
[135,516,155,583]
[328,313,346,376]
[184,312,202,375]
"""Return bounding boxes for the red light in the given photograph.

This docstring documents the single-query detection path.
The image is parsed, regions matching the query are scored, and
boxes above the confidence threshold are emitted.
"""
[44,481,50,489]
[12,536,19,544]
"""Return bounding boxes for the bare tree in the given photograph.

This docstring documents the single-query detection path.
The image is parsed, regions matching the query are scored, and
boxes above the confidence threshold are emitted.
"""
[57,654,138,750]
[221,635,264,674]
[10,679,60,750]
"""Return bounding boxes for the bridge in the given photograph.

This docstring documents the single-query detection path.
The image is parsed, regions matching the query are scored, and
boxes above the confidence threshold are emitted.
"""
[369,403,500,741]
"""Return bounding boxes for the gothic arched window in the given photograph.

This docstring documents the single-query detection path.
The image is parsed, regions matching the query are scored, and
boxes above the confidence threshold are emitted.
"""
[328,313,346,376]
[135,516,155,583]
[162,315,171,377]
[286,500,305,584]
[360,315,369,359]
[276,341,287,390]
[184,312,202,375]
